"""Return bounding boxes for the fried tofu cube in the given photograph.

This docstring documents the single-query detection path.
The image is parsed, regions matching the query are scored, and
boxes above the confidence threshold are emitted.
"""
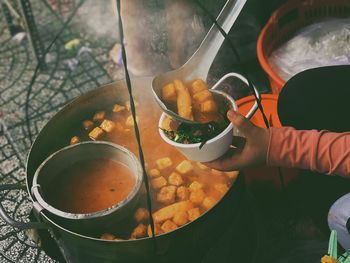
[100,119,115,133]
[187,208,201,221]
[147,223,163,237]
[148,169,160,178]
[113,103,126,113]
[190,189,205,205]
[168,172,184,186]
[175,160,193,174]
[189,181,203,192]
[114,122,124,132]
[189,79,208,95]
[130,223,147,239]
[161,220,177,233]
[196,162,209,170]
[156,157,173,170]
[100,233,115,240]
[70,136,80,145]
[125,101,131,111]
[195,112,221,123]
[125,115,139,127]
[200,100,217,113]
[174,80,193,120]
[125,101,139,112]
[176,186,190,201]
[192,90,212,103]
[134,208,150,223]
[153,200,193,223]
[173,211,188,226]
[162,116,179,131]
[151,176,167,189]
[211,169,224,177]
[93,111,105,122]
[162,116,172,131]
[157,186,177,204]
[202,196,217,210]
[82,120,94,130]
[114,122,131,134]
[225,171,239,180]
[214,183,229,194]
[162,83,177,104]
[88,127,104,140]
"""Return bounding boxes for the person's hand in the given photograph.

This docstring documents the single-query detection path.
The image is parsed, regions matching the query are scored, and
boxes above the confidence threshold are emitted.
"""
[203,110,270,171]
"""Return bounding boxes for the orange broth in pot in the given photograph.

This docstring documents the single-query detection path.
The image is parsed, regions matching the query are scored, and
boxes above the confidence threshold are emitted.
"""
[69,98,238,239]
[104,104,234,208]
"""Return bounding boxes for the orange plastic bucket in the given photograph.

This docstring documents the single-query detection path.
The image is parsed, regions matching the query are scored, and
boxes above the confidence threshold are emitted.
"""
[257,0,350,94]
[237,94,282,128]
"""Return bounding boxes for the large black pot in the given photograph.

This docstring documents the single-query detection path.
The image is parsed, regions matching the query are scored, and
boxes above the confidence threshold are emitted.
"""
[0,77,245,263]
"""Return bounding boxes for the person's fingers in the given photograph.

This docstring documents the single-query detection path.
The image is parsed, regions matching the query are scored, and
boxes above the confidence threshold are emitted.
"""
[203,157,231,171]
[203,147,244,171]
[227,110,257,138]
[204,155,241,171]
[231,136,246,149]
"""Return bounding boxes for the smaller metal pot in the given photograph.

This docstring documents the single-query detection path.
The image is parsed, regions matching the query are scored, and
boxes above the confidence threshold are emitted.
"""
[31,141,143,236]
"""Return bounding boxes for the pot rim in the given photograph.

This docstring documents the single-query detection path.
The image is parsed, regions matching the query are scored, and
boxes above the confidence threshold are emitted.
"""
[24,79,241,242]
[31,141,143,220]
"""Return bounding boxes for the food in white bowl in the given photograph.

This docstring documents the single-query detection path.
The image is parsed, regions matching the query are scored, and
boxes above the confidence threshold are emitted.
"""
[159,79,237,162]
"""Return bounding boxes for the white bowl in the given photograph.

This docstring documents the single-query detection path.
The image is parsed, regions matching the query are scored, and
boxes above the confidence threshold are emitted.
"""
[158,97,238,162]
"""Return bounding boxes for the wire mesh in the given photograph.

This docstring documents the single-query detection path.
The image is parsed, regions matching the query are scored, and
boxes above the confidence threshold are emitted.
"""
[0,0,118,261]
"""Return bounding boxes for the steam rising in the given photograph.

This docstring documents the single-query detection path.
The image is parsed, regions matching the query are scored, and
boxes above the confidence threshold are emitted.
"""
[74,0,119,42]
[117,0,206,76]
[73,1,225,77]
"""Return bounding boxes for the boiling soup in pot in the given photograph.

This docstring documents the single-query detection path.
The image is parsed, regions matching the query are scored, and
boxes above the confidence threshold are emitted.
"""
[68,94,239,240]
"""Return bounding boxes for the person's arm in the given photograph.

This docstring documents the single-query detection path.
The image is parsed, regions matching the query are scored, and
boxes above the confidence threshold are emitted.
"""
[268,127,350,177]
[205,110,350,177]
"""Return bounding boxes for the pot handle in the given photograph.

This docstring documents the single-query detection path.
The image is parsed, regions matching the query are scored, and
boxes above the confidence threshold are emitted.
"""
[0,183,48,230]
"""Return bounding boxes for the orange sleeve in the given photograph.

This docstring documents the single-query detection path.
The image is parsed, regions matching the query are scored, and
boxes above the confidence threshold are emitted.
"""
[267,127,350,177]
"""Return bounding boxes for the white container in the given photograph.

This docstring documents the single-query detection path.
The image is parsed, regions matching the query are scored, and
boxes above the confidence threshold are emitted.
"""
[158,97,238,162]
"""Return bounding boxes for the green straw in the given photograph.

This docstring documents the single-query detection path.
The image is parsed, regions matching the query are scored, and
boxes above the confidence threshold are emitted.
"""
[328,230,338,260]
[340,252,350,263]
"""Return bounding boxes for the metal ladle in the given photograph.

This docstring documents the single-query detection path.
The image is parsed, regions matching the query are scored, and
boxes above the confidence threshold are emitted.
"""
[152,0,260,125]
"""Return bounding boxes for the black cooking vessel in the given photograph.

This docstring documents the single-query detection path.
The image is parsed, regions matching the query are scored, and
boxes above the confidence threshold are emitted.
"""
[0,78,245,262]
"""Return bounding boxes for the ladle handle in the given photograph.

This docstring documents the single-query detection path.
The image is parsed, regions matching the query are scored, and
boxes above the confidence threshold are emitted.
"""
[190,0,247,79]
[0,183,48,230]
